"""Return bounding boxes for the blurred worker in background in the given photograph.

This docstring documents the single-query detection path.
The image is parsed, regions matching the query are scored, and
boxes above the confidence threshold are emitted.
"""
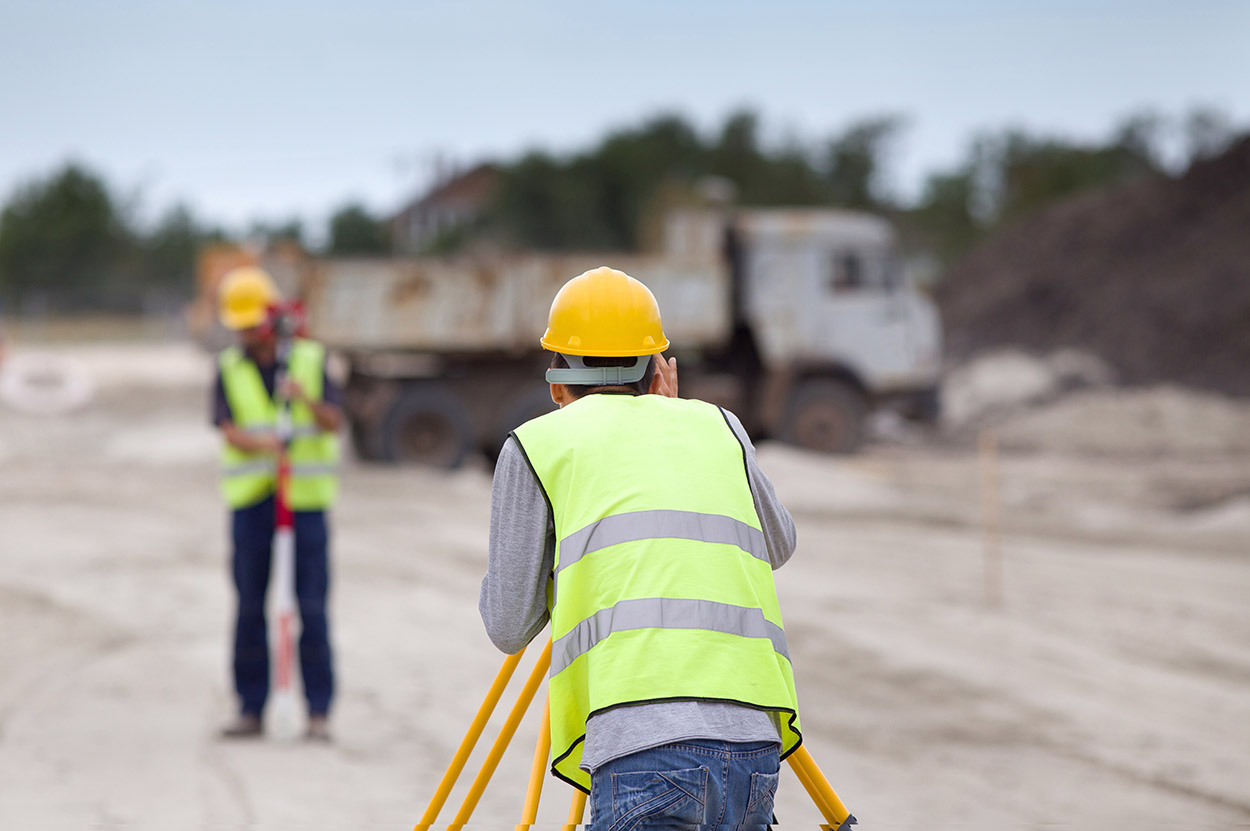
[213,267,341,741]
[480,267,801,829]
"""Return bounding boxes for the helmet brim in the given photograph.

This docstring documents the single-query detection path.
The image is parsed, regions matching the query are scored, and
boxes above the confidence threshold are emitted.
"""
[220,307,269,331]
[540,332,669,357]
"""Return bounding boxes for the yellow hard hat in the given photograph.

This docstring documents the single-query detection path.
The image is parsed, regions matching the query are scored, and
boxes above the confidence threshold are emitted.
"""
[540,267,669,357]
[218,267,279,330]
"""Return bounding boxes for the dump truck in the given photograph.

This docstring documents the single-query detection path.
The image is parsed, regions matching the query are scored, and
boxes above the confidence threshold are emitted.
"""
[290,207,941,467]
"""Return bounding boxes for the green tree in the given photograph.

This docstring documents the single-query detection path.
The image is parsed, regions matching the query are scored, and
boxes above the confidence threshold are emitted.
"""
[825,116,905,209]
[707,111,767,197]
[593,114,706,248]
[904,114,1172,268]
[1112,110,1167,170]
[328,203,389,255]
[492,111,841,251]
[134,204,200,298]
[971,129,1157,226]
[1184,106,1235,163]
[493,151,610,250]
[248,218,304,247]
[0,163,133,305]
[909,168,981,267]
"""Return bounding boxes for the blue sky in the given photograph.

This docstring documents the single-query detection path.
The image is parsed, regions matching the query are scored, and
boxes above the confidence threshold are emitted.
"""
[1,0,1246,234]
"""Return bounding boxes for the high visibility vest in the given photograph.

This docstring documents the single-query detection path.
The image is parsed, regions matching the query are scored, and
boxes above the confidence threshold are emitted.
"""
[218,339,340,510]
[512,393,802,793]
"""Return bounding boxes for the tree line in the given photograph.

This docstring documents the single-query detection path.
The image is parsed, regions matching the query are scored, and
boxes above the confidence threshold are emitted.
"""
[0,107,1236,313]
[0,172,389,314]
[488,107,1236,263]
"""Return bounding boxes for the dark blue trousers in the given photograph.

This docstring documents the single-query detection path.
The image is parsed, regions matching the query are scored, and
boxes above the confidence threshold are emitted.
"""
[230,495,335,717]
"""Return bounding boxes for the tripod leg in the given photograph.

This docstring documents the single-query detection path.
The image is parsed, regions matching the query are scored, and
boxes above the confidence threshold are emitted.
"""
[787,745,855,829]
[448,639,553,829]
[414,649,526,830]
[515,696,552,830]
[563,788,587,830]
[789,749,833,822]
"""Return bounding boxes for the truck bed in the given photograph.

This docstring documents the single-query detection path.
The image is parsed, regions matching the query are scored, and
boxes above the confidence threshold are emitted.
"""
[300,254,731,354]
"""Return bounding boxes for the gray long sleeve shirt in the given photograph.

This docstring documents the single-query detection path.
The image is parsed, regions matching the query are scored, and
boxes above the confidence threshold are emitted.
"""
[479,402,797,772]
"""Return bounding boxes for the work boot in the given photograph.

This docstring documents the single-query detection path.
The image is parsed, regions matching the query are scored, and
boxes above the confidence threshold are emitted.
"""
[305,714,331,743]
[219,713,263,739]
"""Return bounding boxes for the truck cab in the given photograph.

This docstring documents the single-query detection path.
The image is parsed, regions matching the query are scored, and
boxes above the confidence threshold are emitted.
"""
[667,208,942,452]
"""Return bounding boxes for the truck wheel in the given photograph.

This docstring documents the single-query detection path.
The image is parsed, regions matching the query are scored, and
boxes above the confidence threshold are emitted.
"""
[378,386,473,468]
[780,379,867,454]
[484,388,557,463]
[906,386,942,425]
[349,417,386,461]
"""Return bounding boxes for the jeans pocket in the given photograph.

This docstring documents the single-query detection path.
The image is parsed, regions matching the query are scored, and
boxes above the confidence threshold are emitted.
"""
[745,770,780,822]
[609,766,707,831]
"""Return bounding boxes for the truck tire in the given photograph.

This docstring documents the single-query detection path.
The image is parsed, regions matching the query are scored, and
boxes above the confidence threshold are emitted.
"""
[780,379,867,454]
[377,385,473,469]
[906,385,942,425]
[349,417,387,462]
[484,388,557,463]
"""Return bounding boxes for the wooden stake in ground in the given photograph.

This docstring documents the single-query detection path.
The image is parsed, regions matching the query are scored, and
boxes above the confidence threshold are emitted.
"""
[979,430,1003,606]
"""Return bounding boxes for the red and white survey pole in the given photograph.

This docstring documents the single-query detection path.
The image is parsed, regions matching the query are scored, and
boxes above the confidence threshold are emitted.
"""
[269,433,299,737]
[268,302,305,739]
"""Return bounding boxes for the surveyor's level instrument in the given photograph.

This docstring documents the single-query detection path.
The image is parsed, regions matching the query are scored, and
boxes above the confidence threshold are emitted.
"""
[414,640,856,830]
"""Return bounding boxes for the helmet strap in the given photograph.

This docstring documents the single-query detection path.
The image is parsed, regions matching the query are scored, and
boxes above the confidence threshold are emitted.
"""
[545,354,650,386]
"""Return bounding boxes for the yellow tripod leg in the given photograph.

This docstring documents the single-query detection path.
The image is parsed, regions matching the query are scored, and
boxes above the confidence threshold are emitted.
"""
[448,639,553,829]
[515,695,552,830]
[415,649,526,830]
[788,744,856,829]
[563,788,587,830]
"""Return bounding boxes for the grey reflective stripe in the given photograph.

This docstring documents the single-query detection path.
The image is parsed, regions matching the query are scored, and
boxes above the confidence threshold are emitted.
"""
[557,510,768,576]
[221,460,276,476]
[221,461,336,477]
[550,597,790,676]
[243,424,320,439]
[551,598,789,676]
[290,463,339,477]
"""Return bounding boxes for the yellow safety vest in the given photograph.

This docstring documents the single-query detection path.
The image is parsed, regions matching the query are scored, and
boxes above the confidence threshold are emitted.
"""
[218,338,340,510]
[512,393,802,793]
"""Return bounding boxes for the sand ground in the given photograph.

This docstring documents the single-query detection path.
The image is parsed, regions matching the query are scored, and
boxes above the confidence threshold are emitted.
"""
[1,342,1247,828]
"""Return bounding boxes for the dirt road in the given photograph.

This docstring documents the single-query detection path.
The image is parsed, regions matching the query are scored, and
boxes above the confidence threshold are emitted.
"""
[1,342,1247,827]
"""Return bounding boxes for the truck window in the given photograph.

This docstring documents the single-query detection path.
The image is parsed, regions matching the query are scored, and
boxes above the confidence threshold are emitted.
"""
[831,250,900,293]
[831,252,863,292]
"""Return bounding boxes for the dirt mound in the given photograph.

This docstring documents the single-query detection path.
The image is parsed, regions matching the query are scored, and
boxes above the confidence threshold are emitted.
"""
[941,348,1115,426]
[993,386,1250,457]
[938,135,1250,396]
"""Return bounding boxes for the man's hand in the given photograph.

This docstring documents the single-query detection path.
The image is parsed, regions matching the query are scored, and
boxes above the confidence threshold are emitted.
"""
[256,434,285,454]
[277,378,343,432]
[222,423,284,454]
[651,354,678,398]
[278,378,307,404]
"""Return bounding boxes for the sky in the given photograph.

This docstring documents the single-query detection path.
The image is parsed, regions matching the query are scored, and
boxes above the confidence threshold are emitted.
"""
[1,0,1247,235]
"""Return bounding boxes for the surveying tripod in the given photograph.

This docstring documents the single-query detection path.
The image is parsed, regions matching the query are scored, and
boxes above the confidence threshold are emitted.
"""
[414,639,856,830]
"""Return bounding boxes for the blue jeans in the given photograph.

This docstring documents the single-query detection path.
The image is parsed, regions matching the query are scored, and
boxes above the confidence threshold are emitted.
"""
[588,740,780,831]
[230,495,335,717]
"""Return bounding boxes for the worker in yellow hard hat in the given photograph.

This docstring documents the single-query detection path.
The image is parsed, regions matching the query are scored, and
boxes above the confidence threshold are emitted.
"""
[212,266,342,741]
[479,266,802,827]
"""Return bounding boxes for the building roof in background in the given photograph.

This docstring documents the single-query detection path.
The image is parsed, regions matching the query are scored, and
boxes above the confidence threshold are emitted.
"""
[392,164,498,223]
